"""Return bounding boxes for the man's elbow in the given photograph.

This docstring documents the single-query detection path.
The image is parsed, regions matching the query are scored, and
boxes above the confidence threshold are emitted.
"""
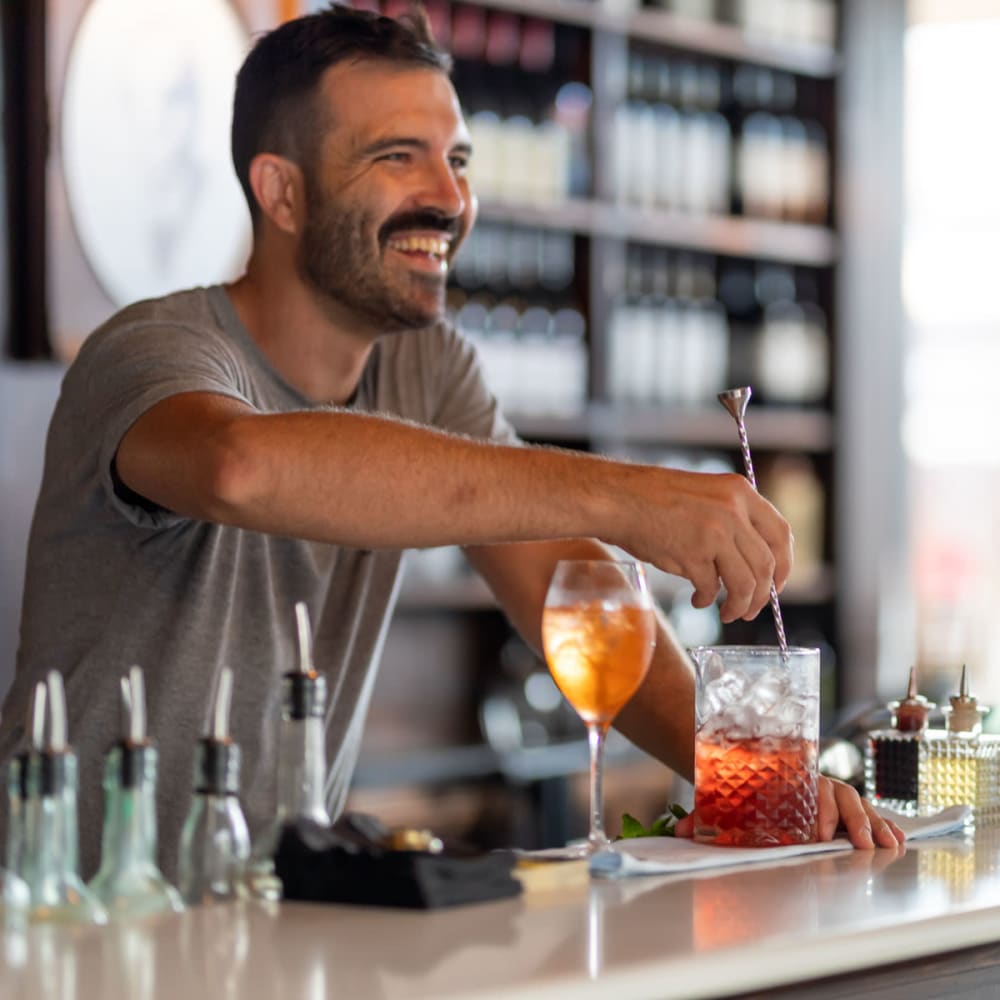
[199,423,269,521]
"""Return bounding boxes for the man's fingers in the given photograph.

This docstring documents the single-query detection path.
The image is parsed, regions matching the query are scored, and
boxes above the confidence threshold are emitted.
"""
[750,495,794,592]
[715,550,756,622]
[864,802,906,847]
[734,531,777,620]
[674,812,695,838]
[689,558,722,610]
[816,775,841,842]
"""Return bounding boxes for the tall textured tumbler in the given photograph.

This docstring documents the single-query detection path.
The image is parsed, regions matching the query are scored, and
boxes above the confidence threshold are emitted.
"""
[691,645,820,846]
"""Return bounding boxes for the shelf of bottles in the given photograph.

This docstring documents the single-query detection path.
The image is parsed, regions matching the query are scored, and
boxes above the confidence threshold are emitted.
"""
[451,232,833,431]
[351,0,842,639]
[436,0,837,423]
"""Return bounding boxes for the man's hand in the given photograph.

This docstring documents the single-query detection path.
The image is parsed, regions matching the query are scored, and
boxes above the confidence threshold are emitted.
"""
[673,778,906,849]
[817,777,905,847]
[609,467,793,624]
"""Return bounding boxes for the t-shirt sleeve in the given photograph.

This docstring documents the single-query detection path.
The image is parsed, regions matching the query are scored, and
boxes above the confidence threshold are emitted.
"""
[425,324,520,446]
[69,320,253,529]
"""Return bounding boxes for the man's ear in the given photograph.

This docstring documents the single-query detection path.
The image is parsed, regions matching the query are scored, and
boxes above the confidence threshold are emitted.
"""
[248,153,304,235]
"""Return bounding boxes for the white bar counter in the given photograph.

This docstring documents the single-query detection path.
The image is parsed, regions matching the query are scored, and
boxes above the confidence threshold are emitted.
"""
[5,827,1000,1000]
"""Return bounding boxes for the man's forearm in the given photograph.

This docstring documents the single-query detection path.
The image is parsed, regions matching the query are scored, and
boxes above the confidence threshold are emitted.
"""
[214,409,615,548]
[118,393,613,548]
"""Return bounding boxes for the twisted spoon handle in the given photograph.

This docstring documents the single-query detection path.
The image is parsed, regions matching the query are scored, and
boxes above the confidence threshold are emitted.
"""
[720,389,789,658]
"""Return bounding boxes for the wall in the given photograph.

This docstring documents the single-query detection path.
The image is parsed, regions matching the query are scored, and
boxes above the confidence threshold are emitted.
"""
[0,362,63,700]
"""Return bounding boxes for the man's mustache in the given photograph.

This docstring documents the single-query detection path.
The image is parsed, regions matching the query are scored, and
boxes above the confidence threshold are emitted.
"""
[379,211,462,244]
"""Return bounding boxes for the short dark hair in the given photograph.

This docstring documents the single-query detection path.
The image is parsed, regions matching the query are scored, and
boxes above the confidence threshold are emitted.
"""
[231,3,452,223]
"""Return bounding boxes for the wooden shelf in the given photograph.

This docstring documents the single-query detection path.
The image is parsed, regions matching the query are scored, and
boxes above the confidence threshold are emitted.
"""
[509,402,835,451]
[468,0,841,78]
[477,197,839,267]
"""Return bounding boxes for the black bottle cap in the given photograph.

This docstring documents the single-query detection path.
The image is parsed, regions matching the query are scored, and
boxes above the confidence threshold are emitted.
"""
[282,672,328,721]
[115,741,155,789]
[38,751,68,797]
[193,738,241,796]
[13,752,30,799]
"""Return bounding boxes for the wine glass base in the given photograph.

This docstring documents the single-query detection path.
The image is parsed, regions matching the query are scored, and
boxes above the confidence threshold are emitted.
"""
[541,835,613,860]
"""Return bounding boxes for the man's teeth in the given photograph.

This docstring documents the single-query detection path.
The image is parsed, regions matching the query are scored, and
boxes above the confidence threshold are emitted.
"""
[387,236,451,257]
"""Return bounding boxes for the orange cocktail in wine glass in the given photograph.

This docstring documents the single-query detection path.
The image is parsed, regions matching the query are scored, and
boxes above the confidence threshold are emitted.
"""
[541,559,656,855]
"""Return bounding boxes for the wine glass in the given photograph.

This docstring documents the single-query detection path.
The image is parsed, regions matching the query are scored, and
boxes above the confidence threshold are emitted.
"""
[541,559,656,855]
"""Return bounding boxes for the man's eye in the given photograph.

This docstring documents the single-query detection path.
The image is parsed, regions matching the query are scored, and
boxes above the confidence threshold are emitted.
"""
[379,152,411,163]
[450,156,469,172]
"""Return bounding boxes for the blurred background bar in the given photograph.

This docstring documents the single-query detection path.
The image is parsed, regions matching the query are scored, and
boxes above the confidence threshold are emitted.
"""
[1,0,995,848]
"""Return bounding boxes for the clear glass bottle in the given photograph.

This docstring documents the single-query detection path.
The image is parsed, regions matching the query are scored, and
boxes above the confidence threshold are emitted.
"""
[246,602,331,901]
[2,760,30,932]
[25,671,108,924]
[864,667,935,816]
[918,665,1000,826]
[1,682,45,930]
[89,668,183,919]
[275,656,331,826]
[178,667,251,905]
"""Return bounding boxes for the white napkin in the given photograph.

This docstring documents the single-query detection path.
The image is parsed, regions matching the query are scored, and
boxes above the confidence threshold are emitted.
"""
[589,804,971,879]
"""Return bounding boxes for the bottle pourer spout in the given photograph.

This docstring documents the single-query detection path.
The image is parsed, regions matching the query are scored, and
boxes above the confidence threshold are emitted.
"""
[890,666,935,733]
[29,681,47,751]
[210,667,234,743]
[45,670,68,753]
[120,665,147,746]
[284,601,326,720]
[947,663,984,735]
[295,601,314,676]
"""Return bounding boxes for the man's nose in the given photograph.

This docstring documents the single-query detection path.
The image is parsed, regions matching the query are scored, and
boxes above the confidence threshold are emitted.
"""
[414,159,466,219]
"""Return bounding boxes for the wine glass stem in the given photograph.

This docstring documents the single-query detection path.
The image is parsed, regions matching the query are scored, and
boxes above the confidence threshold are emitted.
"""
[587,722,610,848]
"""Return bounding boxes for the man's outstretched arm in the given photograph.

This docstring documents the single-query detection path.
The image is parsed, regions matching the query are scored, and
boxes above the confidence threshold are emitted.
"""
[116,391,789,623]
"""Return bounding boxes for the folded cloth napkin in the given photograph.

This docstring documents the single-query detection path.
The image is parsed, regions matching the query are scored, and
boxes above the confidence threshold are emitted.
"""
[589,804,971,879]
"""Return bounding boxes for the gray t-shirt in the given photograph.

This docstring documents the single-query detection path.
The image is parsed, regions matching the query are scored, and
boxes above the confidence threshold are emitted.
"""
[0,285,516,882]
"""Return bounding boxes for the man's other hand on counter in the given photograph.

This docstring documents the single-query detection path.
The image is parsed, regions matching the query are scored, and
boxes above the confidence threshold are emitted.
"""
[673,777,908,849]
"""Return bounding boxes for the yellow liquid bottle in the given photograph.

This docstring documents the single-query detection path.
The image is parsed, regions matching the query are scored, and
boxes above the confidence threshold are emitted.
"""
[918,665,1000,827]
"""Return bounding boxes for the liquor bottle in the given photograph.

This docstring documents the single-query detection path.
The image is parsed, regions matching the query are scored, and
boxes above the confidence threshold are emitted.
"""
[864,667,935,816]
[918,665,1000,826]
[177,666,251,905]
[23,671,108,924]
[88,667,183,919]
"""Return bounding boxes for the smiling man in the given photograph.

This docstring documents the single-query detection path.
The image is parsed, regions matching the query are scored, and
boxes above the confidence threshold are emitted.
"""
[0,5,902,883]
